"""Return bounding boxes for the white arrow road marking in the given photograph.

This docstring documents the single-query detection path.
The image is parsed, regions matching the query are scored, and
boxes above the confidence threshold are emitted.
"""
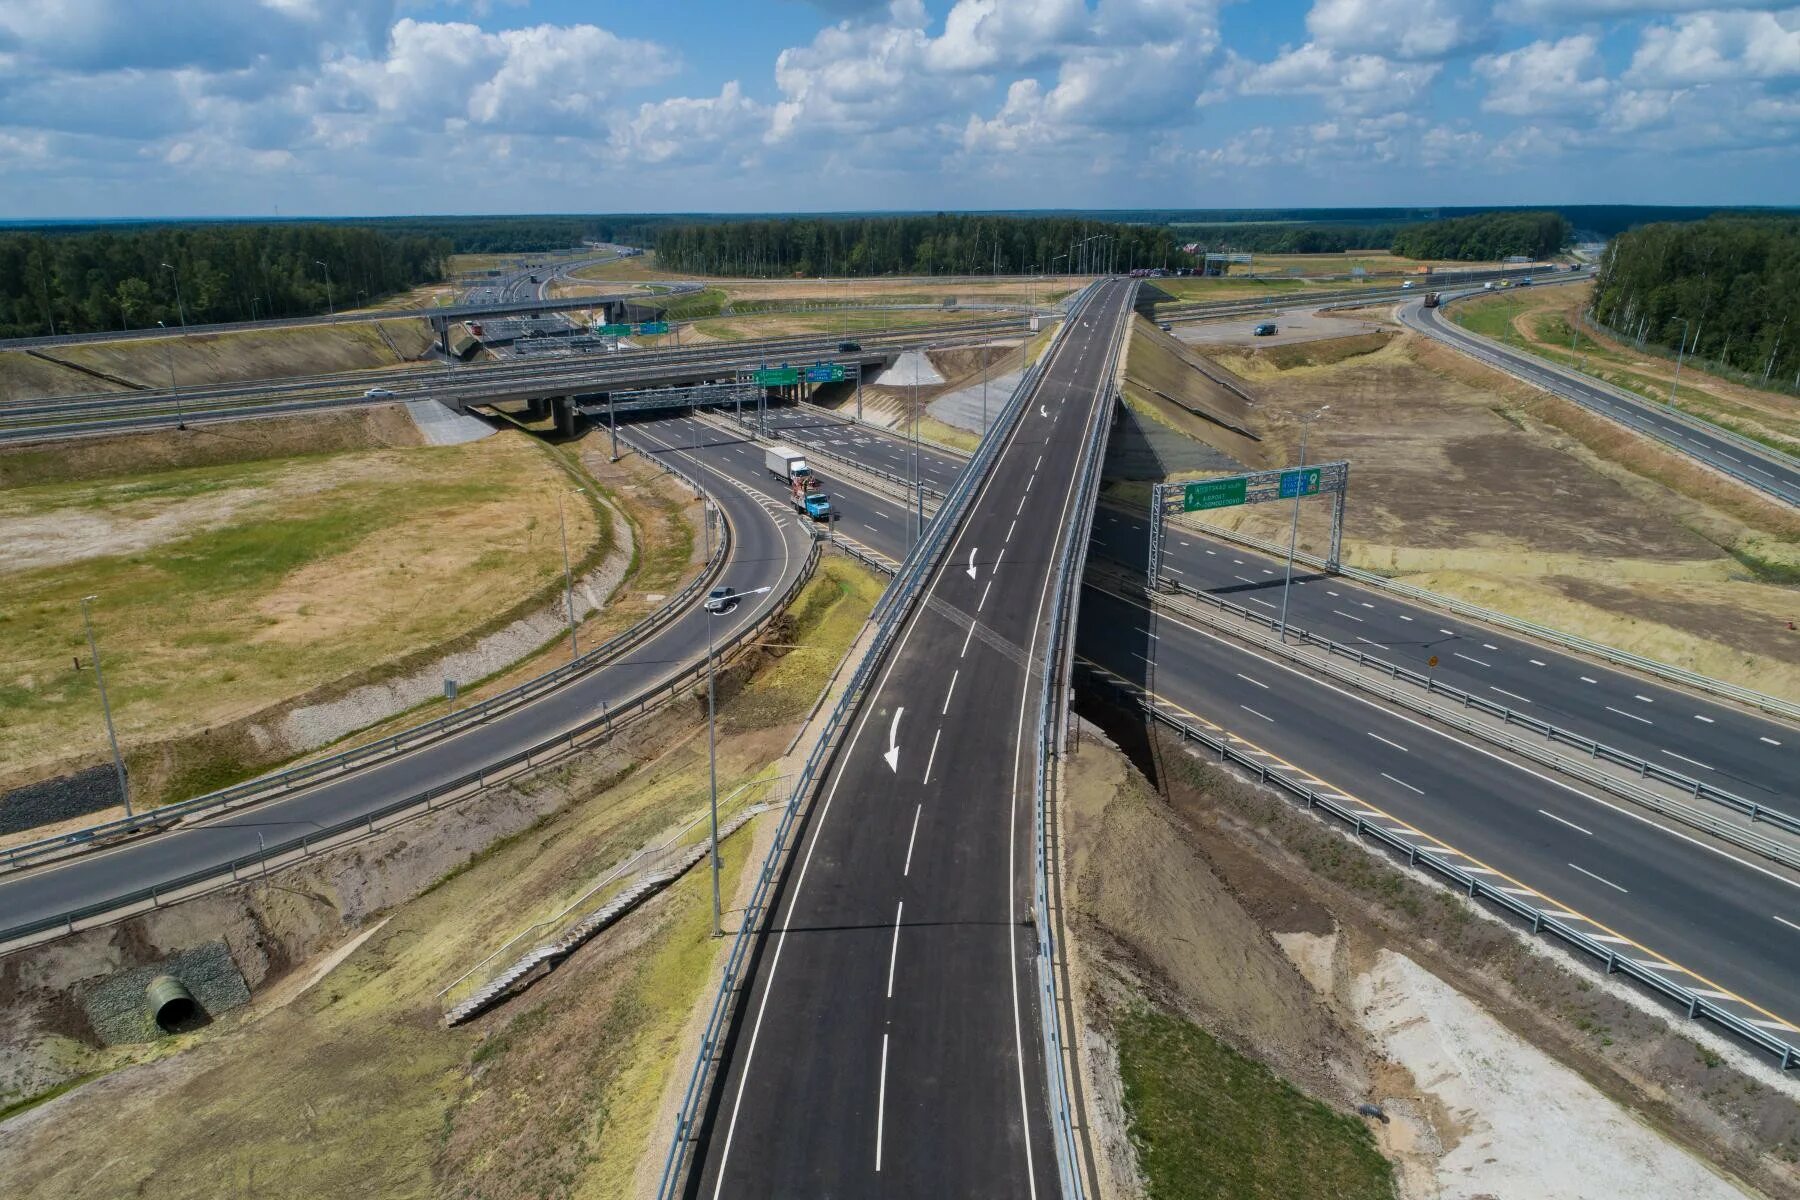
[1039,404,1048,418]
[967,547,978,579]
[884,707,904,773]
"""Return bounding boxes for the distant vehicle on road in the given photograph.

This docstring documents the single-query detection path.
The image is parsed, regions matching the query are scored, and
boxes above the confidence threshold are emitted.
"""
[837,340,861,353]
[1159,321,1173,332]
[704,586,738,614]
[1482,282,1495,290]
[766,444,812,484]
[1252,322,1278,337]
[363,387,395,399]
[1422,292,1440,309]
[1401,280,1416,290]
[1519,277,1534,287]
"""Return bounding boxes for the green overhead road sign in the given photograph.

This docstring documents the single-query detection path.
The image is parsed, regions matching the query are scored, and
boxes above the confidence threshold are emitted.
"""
[597,323,632,336]
[636,320,669,335]
[1183,477,1248,511]
[753,367,800,386]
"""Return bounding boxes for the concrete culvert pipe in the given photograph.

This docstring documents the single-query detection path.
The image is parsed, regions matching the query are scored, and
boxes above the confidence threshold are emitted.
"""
[145,974,197,1031]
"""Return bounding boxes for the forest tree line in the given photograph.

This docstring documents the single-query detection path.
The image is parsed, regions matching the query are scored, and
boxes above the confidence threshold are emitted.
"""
[652,215,1186,277]
[1591,215,1800,388]
[1388,211,1570,261]
[0,224,451,338]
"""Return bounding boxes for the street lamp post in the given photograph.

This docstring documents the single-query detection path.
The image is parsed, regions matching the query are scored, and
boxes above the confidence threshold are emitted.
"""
[1277,405,1330,641]
[159,263,187,333]
[556,487,586,660]
[315,259,334,316]
[156,320,185,429]
[1668,316,1692,408]
[79,595,131,816]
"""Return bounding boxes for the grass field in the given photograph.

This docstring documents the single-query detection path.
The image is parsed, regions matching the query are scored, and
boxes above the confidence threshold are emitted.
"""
[0,428,604,800]
[0,558,882,1200]
[1450,286,1800,455]
[1164,329,1800,698]
[1117,1007,1393,1200]
[0,319,436,401]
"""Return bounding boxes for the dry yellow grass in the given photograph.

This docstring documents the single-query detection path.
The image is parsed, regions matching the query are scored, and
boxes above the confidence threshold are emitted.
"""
[0,428,604,797]
[1178,330,1800,698]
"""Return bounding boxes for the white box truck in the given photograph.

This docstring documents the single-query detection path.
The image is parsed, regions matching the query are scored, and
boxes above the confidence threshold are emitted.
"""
[766,445,810,483]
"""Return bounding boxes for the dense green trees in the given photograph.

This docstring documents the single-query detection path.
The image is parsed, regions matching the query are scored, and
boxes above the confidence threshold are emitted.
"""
[1171,224,1402,255]
[0,224,450,338]
[1592,216,1800,388]
[1389,211,1570,261]
[652,215,1184,277]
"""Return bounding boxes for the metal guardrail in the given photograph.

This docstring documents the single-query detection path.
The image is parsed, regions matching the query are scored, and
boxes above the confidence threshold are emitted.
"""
[1422,291,1797,506]
[1034,283,1131,1200]
[1169,515,1800,724]
[1083,665,1798,1073]
[1153,572,1800,838]
[1,464,728,878]
[1123,575,1800,870]
[653,283,1098,1200]
[0,535,823,946]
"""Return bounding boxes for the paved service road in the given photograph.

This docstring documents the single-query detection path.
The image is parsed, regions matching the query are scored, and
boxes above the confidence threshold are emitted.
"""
[1404,294,1800,506]
[690,279,1134,1197]
[0,432,814,941]
[1089,510,1797,811]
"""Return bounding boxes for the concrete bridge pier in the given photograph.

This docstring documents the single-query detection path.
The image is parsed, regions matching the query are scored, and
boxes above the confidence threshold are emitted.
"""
[429,314,452,354]
[552,397,578,438]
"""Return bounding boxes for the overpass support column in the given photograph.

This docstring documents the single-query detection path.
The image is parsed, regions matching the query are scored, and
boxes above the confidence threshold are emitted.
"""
[553,397,577,438]
[431,315,450,354]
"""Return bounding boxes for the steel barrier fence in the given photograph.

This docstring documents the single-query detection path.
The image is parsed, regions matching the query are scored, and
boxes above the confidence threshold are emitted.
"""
[1113,573,1800,871]
[652,282,1098,1200]
[0,535,823,946]
[1083,665,1798,1073]
[1033,281,1132,1200]
[1425,289,1797,506]
[1166,514,1800,724]
[2,470,730,877]
[1140,570,1800,838]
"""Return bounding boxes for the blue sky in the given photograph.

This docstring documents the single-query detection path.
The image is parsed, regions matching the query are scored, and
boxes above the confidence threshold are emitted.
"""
[0,0,1794,218]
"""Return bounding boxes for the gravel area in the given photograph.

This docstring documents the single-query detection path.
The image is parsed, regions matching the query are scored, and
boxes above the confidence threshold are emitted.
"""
[404,399,496,446]
[274,496,635,753]
[79,941,250,1045]
[870,348,944,387]
[0,765,123,836]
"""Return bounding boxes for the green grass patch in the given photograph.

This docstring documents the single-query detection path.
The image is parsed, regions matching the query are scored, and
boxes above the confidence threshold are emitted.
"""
[0,1073,104,1123]
[1117,1006,1394,1200]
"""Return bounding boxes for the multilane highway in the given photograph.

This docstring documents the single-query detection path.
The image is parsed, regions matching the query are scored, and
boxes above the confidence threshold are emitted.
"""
[649,388,1800,1062]
[687,278,1135,1196]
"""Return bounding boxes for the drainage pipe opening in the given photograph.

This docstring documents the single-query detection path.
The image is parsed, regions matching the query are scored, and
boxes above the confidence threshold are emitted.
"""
[146,974,197,1031]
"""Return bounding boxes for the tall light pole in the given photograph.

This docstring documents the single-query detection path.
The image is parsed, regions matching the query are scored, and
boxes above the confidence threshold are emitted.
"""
[80,595,130,816]
[556,487,586,659]
[702,499,723,937]
[315,259,334,316]
[1667,316,1691,408]
[155,320,185,429]
[159,262,187,333]
[250,295,261,323]
[1277,405,1330,642]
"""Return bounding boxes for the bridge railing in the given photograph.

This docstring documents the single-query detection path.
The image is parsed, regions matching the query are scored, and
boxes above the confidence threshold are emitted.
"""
[652,281,1102,1200]
[1034,281,1132,1200]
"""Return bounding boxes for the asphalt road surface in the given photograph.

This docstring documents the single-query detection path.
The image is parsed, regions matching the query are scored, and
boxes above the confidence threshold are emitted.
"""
[1077,581,1800,1040]
[688,278,1135,1197]
[0,428,813,941]
[1405,295,1800,506]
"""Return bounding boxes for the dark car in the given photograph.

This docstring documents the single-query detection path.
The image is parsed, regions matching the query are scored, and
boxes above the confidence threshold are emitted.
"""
[837,340,862,353]
[704,586,738,614]
[1252,323,1278,337]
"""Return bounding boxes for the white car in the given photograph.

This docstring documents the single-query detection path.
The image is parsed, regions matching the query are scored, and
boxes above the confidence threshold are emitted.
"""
[1400,281,1415,290]
[363,387,395,399]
